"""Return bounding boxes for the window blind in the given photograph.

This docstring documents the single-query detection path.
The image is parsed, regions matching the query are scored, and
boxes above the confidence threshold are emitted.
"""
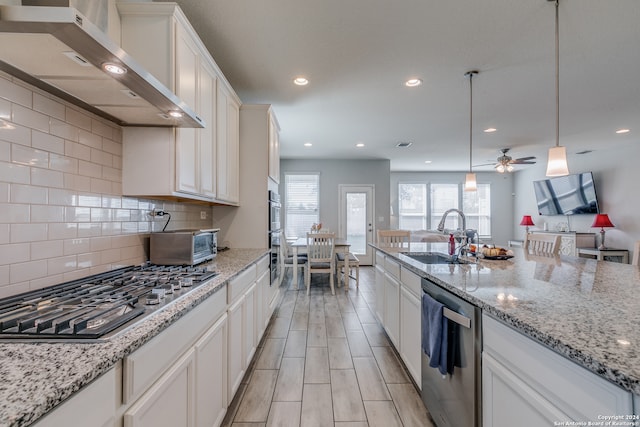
[285,174,320,239]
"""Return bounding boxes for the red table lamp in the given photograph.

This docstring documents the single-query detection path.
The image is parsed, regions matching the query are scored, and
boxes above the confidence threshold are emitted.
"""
[520,215,535,235]
[591,214,615,250]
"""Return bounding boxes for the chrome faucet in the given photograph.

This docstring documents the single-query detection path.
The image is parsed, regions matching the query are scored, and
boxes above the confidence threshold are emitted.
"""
[437,208,466,233]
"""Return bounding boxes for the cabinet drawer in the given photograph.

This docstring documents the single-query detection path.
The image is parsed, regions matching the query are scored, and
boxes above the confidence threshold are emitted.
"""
[384,258,400,279]
[400,266,421,297]
[483,314,632,420]
[375,251,385,266]
[123,288,226,404]
[228,264,257,303]
[256,254,269,274]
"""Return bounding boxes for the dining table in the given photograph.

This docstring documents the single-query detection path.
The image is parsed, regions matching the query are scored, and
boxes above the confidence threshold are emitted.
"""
[289,237,351,290]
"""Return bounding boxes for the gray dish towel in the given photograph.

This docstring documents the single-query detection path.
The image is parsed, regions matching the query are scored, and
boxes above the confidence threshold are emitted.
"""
[421,292,449,376]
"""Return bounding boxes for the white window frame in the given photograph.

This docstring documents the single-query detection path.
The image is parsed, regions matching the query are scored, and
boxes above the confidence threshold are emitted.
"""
[284,173,320,239]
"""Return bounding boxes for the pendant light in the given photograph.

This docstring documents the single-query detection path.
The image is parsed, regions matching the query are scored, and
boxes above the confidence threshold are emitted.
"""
[545,0,570,177]
[464,70,478,192]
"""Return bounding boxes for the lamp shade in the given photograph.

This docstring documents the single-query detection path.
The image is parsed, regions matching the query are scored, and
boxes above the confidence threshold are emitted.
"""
[520,215,535,227]
[464,173,477,192]
[546,146,569,177]
[591,214,614,228]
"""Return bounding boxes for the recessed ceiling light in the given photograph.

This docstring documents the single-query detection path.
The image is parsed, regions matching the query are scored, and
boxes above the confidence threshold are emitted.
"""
[484,128,497,133]
[356,143,365,148]
[405,78,422,87]
[424,160,432,164]
[304,142,312,147]
[293,77,309,86]
[615,128,630,134]
[102,62,127,75]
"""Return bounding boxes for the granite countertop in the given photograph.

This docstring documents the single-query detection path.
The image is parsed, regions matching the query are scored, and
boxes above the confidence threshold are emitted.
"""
[376,242,640,394]
[0,248,269,427]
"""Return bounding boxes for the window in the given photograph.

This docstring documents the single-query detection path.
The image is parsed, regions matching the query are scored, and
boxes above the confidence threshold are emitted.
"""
[397,181,492,237]
[284,173,320,239]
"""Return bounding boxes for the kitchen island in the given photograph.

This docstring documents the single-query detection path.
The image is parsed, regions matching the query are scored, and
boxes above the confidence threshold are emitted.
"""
[0,248,270,427]
[375,242,640,424]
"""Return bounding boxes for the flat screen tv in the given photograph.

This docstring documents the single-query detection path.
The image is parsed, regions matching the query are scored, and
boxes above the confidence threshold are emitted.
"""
[533,172,599,215]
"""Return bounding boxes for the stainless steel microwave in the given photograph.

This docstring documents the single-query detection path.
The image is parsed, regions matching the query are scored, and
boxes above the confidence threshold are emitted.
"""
[150,229,219,265]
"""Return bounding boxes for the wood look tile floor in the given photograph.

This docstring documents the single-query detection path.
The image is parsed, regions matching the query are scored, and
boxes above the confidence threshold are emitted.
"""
[222,267,435,427]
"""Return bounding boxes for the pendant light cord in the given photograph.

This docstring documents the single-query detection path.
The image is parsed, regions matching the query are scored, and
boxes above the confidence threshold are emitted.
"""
[554,0,560,148]
[465,70,478,173]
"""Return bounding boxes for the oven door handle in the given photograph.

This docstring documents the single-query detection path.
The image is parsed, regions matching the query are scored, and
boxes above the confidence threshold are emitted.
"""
[442,307,471,329]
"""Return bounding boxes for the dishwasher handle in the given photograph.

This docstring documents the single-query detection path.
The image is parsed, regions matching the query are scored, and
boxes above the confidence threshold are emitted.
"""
[443,307,471,329]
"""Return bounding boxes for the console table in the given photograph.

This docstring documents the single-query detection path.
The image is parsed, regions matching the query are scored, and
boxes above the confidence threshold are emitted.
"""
[529,231,596,256]
[577,247,629,264]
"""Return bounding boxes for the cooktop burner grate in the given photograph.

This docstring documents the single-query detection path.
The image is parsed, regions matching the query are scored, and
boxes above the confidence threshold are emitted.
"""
[0,264,218,340]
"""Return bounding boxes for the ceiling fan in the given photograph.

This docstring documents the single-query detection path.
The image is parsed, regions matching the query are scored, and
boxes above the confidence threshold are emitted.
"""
[476,148,536,173]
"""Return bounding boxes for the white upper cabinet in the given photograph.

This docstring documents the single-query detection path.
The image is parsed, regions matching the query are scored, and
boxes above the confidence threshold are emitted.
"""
[268,113,280,183]
[118,3,239,205]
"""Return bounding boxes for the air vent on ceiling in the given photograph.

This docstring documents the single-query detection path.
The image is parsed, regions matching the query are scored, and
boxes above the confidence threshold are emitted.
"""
[396,142,413,148]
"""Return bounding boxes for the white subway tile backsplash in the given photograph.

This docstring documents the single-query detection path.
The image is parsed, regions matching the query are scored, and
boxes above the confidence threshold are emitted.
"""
[12,104,50,133]
[64,140,91,161]
[49,153,78,174]
[10,183,47,204]
[12,144,48,168]
[0,122,30,146]
[63,173,91,192]
[78,129,102,149]
[47,255,77,275]
[31,240,63,260]
[0,73,216,297]
[31,205,64,223]
[0,77,32,107]
[32,130,65,155]
[31,167,64,188]
[10,260,47,283]
[0,243,30,266]
[63,238,91,255]
[65,107,92,131]
[33,93,65,121]
[48,222,78,240]
[50,118,80,142]
[0,204,29,223]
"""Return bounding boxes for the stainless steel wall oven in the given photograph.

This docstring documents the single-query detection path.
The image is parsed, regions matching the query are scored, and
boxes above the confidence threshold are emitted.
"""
[268,191,281,285]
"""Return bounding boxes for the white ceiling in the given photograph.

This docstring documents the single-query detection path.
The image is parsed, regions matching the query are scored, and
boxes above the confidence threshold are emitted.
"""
[168,0,640,172]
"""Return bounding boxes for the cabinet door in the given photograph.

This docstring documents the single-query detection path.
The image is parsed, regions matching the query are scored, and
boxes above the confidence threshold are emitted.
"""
[175,23,198,111]
[384,272,400,348]
[216,84,230,201]
[560,236,576,256]
[199,62,217,198]
[227,296,244,399]
[256,268,270,341]
[375,264,385,324]
[226,96,240,203]
[124,349,196,427]
[268,114,280,183]
[400,286,421,388]
[483,353,566,427]
[195,313,227,427]
[243,281,257,368]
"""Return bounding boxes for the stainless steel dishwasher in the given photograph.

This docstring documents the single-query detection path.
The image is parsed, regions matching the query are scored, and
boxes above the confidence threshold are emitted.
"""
[421,278,481,427]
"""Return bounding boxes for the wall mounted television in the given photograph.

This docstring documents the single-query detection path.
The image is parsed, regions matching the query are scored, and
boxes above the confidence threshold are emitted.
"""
[533,172,600,215]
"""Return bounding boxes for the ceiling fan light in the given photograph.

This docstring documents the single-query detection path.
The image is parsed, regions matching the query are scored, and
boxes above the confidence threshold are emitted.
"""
[507,164,514,172]
[496,164,505,173]
[464,173,477,192]
[546,146,569,177]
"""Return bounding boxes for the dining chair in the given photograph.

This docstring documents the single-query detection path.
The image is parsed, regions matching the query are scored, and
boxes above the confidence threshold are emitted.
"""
[524,233,561,255]
[336,251,360,291]
[280,236,307,287]
[305,232,336,295]
[632,241,640,266]
[377,229,411,249]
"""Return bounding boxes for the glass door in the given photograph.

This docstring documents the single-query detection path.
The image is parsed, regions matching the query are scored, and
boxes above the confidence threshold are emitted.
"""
[339,185,374,265]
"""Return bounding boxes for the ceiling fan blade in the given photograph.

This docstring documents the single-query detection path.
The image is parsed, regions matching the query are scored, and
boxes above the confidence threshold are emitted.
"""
[511,159,537,164]
[472,162,497,167]
[513,156,536,161]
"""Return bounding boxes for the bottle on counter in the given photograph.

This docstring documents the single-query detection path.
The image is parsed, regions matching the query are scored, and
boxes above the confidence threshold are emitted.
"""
[449,233,455,255]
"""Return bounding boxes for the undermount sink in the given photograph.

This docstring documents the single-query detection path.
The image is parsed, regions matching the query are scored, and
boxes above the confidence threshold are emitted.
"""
[401,252,467,264]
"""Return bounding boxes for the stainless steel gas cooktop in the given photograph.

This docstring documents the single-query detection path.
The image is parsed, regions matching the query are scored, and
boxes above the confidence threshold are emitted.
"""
[0,264,218,340]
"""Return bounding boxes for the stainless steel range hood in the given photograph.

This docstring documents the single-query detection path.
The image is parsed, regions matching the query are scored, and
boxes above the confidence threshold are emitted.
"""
[0,1,204,128]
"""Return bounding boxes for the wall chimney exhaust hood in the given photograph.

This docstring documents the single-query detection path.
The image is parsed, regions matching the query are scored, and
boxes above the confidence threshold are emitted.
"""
[0,2,204,128]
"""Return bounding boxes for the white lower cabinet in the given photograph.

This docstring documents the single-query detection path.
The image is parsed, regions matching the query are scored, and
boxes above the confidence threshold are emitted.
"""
[374,263,385,324]
[483,314,632,425]
[124,349,196,427]
[383,271,400,348]
[243,281,257,368]
[195,313,228,427]
[227,295,244,399]
[399,285,421,388]
[33,367,117,427]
